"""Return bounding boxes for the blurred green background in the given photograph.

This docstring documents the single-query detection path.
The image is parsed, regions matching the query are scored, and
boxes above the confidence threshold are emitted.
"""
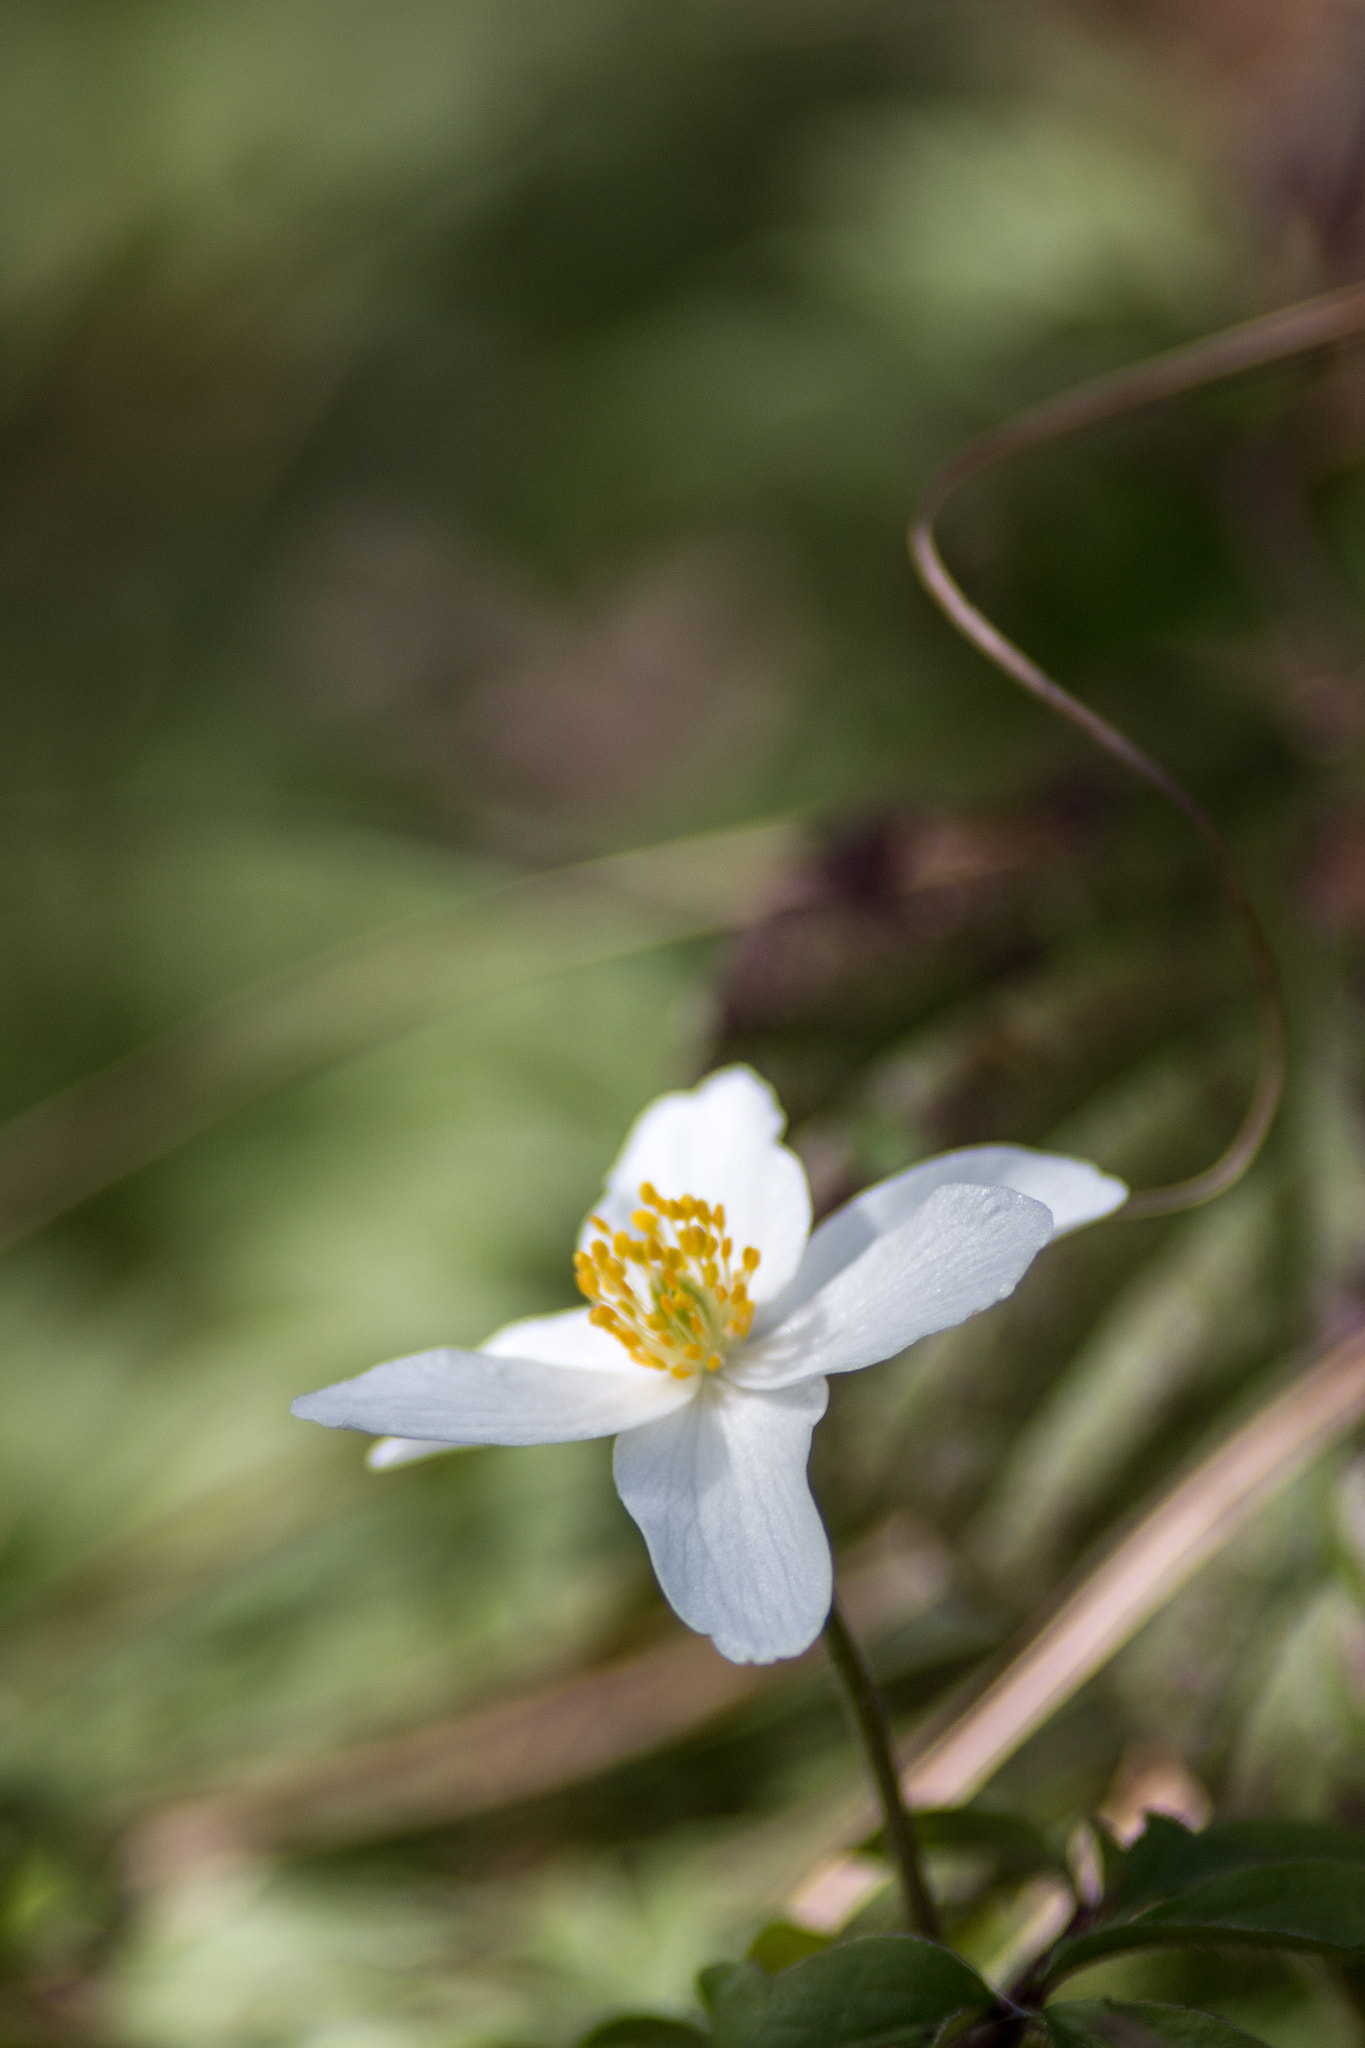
[6,1,1365,2042]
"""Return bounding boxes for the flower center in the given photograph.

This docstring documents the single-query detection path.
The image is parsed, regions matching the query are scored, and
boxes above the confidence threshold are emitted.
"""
[573,1182,761,1377]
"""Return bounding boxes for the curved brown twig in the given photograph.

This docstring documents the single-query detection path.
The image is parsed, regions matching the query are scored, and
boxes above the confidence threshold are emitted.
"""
[911,280,1365,1215]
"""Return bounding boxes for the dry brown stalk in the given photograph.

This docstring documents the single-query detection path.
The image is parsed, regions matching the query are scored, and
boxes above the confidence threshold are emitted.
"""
[788,1324,1365,1928]
[126,1327,1365,1907]
[913,281,1365,1217]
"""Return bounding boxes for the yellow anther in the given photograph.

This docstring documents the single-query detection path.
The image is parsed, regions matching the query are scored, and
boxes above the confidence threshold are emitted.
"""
[742,1246,760,1271]
[577,1181,758,1381]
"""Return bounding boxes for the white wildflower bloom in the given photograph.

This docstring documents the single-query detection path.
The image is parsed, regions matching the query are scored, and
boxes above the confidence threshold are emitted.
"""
[293,1067,1125,1664]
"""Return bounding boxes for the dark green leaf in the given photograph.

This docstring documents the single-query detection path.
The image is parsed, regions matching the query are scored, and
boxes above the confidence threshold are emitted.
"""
[746,1922,832,1974]
[756,1935,995,2048]
[1199,1820,1365,1869]
[698,1962,769,2048]
[1097,1825,1129,1903]
[1116,1816,1365,1911]
[1045,1861,1365,1986]
[1043,2000,1269,2048]
[578,2022,710,2048]
[1111,1817,1202,1911]
[909,1807,1069,1879]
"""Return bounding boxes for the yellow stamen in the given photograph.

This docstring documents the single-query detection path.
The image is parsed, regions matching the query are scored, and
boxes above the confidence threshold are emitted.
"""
[575,1182,763,1380]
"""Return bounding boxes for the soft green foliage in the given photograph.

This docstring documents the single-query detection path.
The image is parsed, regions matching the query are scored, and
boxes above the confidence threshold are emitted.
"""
[1043,2003,1272,2048]
[691,1939,995,2048]
[598,1819,1365,2044]
[2,0,1365,2042]
[1047,1863,1365,1981]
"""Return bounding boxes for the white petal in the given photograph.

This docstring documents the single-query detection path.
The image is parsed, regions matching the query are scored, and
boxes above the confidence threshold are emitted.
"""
[586,1066,812,1302]
[367,1435,467,1470]
[357,1312,653,1467]
[478,1307,647,1372]
[293,1315,692,1445]
[612,1375,831,1664]
[731,1182,1054,1390]
[756,1144,1126,1331]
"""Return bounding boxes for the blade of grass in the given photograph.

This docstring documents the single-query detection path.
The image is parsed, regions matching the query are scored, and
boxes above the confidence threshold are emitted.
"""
[0,819,796,1252]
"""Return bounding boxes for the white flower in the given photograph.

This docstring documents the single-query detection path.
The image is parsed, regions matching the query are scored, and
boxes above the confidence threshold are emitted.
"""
[292,1067,1125,1664]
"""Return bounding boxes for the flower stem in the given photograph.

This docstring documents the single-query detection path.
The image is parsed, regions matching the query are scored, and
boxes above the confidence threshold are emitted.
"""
[823,1596,943,1942]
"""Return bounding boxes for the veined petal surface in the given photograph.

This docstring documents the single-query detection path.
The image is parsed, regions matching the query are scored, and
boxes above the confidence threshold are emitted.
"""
[293,1324,693,1446]
[363,1309,643,1467]
[613,1375,831,1663]
[732,1181,1054,1390]
[757,1143,1125,1330]
[586,1065,811,1302]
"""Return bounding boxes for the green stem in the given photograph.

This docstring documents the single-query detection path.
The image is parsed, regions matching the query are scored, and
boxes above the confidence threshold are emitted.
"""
[823,1596,943,1942]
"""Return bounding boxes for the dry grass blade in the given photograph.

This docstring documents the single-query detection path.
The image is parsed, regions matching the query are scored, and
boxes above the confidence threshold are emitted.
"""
[0,820,795,1252]
[789,1326,1365,1927]
[911,284,1365,1218]
[903,1327,1365,1802]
